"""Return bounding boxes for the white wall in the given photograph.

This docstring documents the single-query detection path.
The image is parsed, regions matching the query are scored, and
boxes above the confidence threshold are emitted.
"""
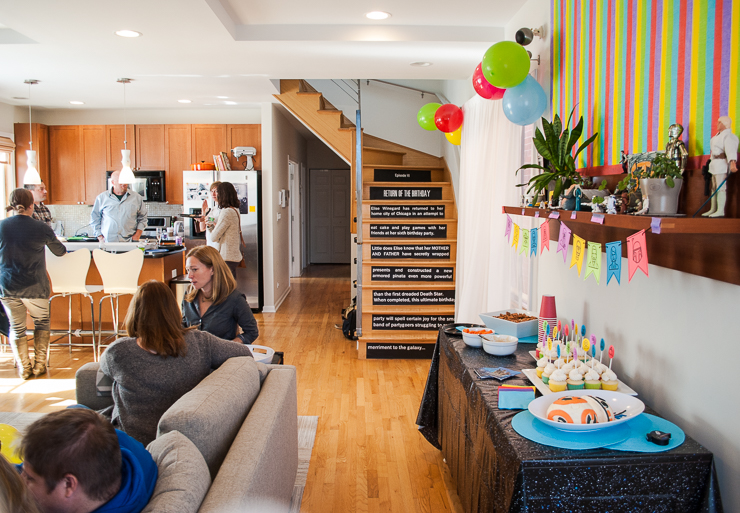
[27,107,261,125]
[440,78,475,202]
[0,102,20,135]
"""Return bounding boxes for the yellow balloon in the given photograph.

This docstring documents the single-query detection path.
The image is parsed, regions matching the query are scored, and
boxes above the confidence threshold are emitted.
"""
[0,424,23,464]
[445,126,462,145]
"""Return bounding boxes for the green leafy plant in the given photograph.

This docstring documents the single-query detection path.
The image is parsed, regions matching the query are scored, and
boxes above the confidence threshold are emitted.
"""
[516,109,599,201]
[632,153,683,188]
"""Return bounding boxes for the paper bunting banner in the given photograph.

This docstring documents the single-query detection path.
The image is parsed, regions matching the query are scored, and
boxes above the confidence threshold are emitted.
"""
[511,224,520,250]
[557,222,572,264]
[505,214,512,242]
[570,235,586,276]
[606,241,622,285]
[530,227,538,257]
[626,229,649,282]
[520,228,530,255]
[540,219,550,253]
[584,241,602,284]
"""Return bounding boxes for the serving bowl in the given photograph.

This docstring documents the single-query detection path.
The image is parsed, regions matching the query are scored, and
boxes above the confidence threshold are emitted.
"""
[462,328,493,348]
[479,309,538,337]
[481,334,518,356]
[528,389,645,432]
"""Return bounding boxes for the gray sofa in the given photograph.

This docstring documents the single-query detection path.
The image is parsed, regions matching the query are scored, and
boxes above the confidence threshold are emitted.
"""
[76,356,299,512]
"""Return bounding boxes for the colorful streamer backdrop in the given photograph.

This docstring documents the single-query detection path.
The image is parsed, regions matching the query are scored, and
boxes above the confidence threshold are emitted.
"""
[552,0,740,168]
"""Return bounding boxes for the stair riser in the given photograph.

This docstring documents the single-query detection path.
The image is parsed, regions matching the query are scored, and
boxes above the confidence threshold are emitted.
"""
[362,150,404,166]
[362,202,456,220]
[363,222,457,241]
[362,184,453,201]
[362,264,456,285]
[361,313,455,336]
[362,167,445,182]
[362,242,457,262]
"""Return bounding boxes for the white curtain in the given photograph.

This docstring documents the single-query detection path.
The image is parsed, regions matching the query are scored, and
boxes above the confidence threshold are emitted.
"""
[455,95,524,323]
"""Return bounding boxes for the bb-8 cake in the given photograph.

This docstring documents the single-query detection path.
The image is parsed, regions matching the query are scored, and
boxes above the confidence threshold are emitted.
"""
[546,395,615,424]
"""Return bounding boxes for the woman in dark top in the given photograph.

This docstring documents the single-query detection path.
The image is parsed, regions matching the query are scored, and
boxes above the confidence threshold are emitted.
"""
[0,188,66,378]
[100,280,252,445]
[181,245,259,344]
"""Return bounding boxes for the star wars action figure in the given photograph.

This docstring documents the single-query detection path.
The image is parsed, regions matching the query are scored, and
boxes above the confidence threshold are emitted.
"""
[703,116,739,217]
[665,124,689,172]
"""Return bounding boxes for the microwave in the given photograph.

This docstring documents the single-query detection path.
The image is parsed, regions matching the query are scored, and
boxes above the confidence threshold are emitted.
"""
[106,170,166,202]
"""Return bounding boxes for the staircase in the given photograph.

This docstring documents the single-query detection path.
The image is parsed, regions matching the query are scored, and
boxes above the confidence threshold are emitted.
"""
[275,80,458,359]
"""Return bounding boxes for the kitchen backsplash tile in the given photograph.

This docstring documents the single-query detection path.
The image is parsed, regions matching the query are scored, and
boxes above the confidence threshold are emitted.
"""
[48,203,184,237]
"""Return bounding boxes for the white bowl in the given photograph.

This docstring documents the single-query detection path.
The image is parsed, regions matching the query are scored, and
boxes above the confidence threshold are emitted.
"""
[481,334,518,356]
[528,389,645,432]
[462,329,493,348]
[479,309,538,337]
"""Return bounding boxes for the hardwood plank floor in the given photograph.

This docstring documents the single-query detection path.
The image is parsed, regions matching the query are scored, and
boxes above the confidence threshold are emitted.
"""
[0,264,462,513]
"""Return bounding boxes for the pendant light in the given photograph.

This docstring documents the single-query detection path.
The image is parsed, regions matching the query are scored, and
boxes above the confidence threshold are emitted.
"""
[23,79,42,185]
[117,78,136,185]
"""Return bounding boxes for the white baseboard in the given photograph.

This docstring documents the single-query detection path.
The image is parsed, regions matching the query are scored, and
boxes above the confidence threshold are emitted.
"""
[274,285,291,312]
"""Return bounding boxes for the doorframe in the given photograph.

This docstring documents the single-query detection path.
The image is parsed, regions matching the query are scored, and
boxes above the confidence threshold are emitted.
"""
[288,158,302,278]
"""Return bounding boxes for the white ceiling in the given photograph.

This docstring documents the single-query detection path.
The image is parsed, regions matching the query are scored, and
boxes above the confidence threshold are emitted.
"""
[0,0,519,110]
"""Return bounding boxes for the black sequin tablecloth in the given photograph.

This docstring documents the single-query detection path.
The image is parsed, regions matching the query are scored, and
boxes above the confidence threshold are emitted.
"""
[416,329,723,513]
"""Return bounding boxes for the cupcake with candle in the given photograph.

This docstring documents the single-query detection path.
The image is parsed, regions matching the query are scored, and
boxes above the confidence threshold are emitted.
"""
[567,369,584,390]
[584,368,601,389]
[600,369,619,391]
[548,368,568,392]
[542,361,556,384]
[536,357,548,378]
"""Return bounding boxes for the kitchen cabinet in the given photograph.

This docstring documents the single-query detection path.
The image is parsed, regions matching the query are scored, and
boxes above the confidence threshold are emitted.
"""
[165,124,192,205]
[81,125,106,203]
[105,125,137,172]
[226,124,261,170]
[191,124,226,167]
[49,125,105,205]
[135,124,165,170]
[13,123,49,194]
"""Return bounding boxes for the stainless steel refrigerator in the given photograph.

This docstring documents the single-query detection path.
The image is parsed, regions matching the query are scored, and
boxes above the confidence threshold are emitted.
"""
[182,170,262,310]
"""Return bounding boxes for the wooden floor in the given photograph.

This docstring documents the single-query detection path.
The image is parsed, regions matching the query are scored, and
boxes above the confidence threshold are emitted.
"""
[0,264,461,513]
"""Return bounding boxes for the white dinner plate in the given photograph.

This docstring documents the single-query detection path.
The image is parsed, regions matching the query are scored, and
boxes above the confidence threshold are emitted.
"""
[528,389,645,432]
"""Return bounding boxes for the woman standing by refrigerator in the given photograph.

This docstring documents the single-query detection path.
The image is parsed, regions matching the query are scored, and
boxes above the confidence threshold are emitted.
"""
[205,182,243,278]
[198,181,221,250]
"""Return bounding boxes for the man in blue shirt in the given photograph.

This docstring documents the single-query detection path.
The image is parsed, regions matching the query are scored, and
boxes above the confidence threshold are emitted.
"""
[91,171,148,242]
[19,408,157,513]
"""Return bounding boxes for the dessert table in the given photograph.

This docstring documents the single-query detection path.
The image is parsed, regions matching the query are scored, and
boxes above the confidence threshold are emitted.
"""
[416,329,723,513]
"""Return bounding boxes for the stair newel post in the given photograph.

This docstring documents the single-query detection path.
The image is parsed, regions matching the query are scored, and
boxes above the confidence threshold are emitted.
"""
[355,104,363,337]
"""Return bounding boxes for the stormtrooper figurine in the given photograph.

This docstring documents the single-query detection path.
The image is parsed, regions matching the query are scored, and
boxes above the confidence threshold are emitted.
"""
[703,116,739,217]
[665,123,689,172]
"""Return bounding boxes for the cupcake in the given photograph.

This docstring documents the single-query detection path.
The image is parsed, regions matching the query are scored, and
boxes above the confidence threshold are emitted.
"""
[595,362,609,375]
[536,357,548,378]
[577,361,590,376]
[601,369,619,391]
[542,362,556,384]
[584,368,601,389]
[548,369,568,392]
[567,369,585,390]
[562,360,575,374]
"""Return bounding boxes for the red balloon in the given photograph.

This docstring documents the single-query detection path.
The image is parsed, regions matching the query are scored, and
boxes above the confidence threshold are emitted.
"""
[434,104,464,133]
[472,63,505,100]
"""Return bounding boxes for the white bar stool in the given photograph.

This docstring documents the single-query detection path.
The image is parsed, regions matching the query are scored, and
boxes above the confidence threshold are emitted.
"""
[93,249,144,360]
[45,248,102,364]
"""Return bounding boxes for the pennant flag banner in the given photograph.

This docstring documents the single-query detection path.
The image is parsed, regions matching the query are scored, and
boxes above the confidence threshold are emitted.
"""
[505,214,512,242]
[557,222,572,264]
[570,235,586,276]
[584,241,602,284]
[606,241,622,285]
[626,229,649,282]
[521,228,530,255]
[540,219,550,253]
[512,224,520,250]
[530,227,538,257]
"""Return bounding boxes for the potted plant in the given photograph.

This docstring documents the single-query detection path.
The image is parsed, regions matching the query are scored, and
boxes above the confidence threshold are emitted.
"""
[634,153,684,215]
[517,109,599,207]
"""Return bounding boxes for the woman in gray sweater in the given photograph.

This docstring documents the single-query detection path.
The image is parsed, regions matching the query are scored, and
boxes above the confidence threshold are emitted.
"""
[99,280,252,446]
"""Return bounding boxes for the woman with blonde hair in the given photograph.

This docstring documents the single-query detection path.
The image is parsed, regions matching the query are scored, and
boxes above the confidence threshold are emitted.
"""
[99,280,252,445]
[182,245,259,344]
[0,453,41,513]
[0,188,66,379]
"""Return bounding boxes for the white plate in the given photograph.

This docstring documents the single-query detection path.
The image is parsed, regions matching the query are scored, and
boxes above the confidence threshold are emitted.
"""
[528,389,645,432]
[526,352,638,396]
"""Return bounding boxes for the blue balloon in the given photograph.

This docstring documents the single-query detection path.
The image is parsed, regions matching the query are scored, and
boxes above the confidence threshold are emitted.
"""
[502,75,548,126]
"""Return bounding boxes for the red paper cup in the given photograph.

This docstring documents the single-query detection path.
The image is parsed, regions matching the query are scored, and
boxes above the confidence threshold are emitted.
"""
[539,295,557,319]
[538,317,557,343]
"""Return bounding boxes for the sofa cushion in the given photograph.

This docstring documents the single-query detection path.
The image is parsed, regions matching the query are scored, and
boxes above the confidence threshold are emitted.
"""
[143,431,211,513]
[156,356,261,478]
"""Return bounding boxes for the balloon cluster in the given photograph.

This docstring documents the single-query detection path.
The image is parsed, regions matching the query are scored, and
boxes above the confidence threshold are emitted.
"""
[417,102,464,146]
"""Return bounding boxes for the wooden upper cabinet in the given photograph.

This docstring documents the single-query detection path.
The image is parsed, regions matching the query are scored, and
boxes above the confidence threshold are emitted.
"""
[191,124,226,167]
[226,124,261,170]
[14,123,49,193]
[80,126,107,204]
[105,125,136,171]
[165,125,192,205]
[135,124,165,170]
[49,126,83,204]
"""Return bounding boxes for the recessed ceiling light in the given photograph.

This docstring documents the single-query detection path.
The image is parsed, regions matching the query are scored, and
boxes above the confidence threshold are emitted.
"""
[217,96,228,99]
[410,62,432,67]
[69,101,85,105]
[224,101,237,105]
[365,11,391,20]
[178,99,192,104]
[115,30,142,38]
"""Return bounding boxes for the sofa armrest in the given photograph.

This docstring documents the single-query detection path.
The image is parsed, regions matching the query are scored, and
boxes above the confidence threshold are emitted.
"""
[75,362,114,411]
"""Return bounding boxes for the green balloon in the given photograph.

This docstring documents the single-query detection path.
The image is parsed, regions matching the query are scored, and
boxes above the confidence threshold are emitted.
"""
[481,41,530,89]
[417,103,441,131]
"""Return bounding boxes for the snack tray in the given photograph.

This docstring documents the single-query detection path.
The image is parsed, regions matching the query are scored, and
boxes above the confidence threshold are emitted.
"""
[522,368,637,396]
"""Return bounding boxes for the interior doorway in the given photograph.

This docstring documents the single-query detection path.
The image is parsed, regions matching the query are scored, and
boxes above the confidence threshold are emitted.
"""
[289,159,303,278]
[308,169,350,264]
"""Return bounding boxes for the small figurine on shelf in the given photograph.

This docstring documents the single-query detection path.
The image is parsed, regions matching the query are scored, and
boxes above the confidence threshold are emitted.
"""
[560,184,579,211]
[703,116,739,217]
[665,123,689,173]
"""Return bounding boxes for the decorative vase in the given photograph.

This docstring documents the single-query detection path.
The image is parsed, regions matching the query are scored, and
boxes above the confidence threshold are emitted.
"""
[639,178,683,215]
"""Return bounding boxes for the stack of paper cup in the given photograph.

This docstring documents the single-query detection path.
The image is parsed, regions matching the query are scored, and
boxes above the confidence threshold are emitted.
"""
[538,295,557,343]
